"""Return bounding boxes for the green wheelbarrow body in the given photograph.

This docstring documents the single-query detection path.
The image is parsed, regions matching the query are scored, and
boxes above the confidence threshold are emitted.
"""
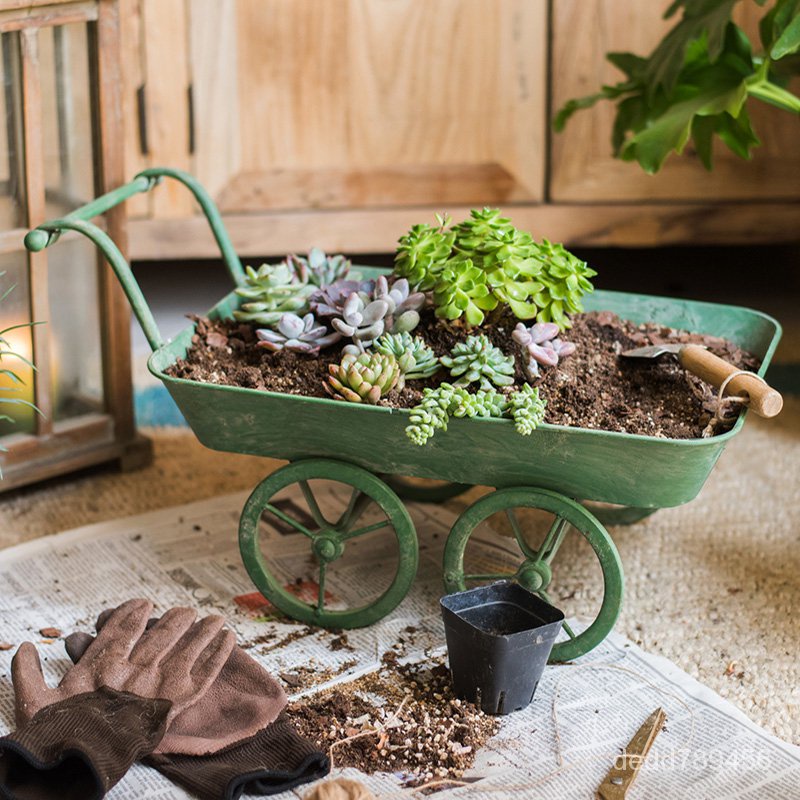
[25,168,782,660]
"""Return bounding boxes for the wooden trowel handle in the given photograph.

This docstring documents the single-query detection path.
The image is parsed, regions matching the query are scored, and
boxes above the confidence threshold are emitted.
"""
[679,344,783,418]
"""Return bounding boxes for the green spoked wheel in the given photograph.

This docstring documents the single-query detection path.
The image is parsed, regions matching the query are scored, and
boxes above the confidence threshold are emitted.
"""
[383,475,471,504]
[239,459,418,629]
[442,487,623,662]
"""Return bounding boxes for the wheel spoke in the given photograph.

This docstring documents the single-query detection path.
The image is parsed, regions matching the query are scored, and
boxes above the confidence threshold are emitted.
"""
[317,562,327,611]
[535,516,569,563]
[336,487,362,529]
[464,573,514,582]
[338,518,391,542]
[505,508,538,560]
[264,503,316,539]
[299,480,331,527]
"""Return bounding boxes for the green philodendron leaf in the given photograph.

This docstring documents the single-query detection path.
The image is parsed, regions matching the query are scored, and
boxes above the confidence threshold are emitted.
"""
[761,0,800,51]
[621,67,749,172]
[691,114,717,167]
[715,108,761,157]
[646,0,739,96]
[771,12,800,57]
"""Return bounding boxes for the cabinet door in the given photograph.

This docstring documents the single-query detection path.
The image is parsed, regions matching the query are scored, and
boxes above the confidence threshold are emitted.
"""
[550,0,800,202]
[189,0,548,213]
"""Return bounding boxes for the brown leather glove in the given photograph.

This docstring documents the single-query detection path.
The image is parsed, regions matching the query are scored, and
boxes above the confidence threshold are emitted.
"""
[1,599,235,800]
[65,606,287,756]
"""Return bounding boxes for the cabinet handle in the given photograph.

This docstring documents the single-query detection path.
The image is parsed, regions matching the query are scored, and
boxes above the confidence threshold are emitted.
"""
[187,82,195,155]
[136,84,149,155]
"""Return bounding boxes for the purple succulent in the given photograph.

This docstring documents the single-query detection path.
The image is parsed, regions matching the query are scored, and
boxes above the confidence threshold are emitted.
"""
[374,275,425,333]
[256,313,341,354]
[513,321,576,379]
[309,279,375,318]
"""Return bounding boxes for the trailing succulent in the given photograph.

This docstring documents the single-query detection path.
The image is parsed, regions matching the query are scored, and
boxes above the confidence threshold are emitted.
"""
[394,208,596,329]
[373,332,439,389]
[325,351,400,404]
[513,321,576,380]
[256,313,341,354]
[440,335,515,391]
[405,382,547,445]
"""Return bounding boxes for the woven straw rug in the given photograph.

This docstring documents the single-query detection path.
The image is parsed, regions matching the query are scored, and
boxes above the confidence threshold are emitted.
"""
[1,398,798,744]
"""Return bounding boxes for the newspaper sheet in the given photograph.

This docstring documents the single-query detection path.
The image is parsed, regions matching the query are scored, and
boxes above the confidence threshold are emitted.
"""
[1,487,798,799]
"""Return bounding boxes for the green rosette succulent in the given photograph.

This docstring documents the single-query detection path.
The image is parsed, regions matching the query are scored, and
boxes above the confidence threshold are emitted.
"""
[432,259,498,327]
[504,383,547,435]
[233,262,315,325]
[325,351,399,404]
[394,214,455,291]
[451,208,515,256]
[529,239,596,329]
[373,332,440,386]
[440,335,515,390]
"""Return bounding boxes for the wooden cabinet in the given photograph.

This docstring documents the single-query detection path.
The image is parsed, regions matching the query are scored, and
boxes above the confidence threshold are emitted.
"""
[121,0,800,259]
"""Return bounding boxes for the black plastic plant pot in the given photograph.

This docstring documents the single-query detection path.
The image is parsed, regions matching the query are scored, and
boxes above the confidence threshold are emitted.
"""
[440,581,565,715]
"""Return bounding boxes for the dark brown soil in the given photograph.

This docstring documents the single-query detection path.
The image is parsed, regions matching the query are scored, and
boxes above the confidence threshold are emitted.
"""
[166,310,759,439]
[289,659,499,786]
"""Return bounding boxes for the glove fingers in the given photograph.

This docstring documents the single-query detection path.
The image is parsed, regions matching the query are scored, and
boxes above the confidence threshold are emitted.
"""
[11,642,49,724]
[164,615,226,669]
[129,606,196,664]
[188,628,235,684]
[64,631,94,663]
[84,598,152,662]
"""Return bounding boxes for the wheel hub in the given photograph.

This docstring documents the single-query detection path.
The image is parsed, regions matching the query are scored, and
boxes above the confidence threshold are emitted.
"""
[517,561,552,592]
[313,532,344,562]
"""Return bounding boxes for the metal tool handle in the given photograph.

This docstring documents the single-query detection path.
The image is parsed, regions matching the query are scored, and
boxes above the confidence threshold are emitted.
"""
[23,168,245,352]
[679,344,783,418]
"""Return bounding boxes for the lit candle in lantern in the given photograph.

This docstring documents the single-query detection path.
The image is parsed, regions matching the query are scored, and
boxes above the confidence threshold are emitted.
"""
[0,306,38,437]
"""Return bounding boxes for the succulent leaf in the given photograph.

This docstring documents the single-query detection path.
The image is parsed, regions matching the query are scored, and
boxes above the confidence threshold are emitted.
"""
[503,384,547,435]
[324,352,400,404]
[373,331,440,388]
[440,335,515,390]
[513,321,577,380]
[256,312,341,354]
[394,218,455,291]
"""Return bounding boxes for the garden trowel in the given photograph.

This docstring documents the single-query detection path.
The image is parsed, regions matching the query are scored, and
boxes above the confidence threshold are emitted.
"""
[620,343,783,418]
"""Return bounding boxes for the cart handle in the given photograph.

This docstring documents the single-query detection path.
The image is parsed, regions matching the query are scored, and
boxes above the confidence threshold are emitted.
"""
[23,167,246,352]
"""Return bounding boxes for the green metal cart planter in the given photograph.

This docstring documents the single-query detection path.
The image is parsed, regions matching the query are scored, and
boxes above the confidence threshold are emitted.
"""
[24,168,782,663]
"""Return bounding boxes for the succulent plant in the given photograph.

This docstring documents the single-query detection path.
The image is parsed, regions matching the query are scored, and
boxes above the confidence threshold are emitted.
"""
[440,335,515,390]
[288,248,351,288]
[256,313,341,354]
[373,276,425,334]
[374,332,440,381]
[450,388,506,420]
[405,381,546,445]
[331,293,390,351]
[503,384,547,435]
[310,279,376,319]
[325,351,400,404]
[405,383,459,445]
[394,214,455,291]
[528,240,596,329]
[233,262,315,325]
[394,208,596,329]
[512,321,577,380]
[432,259,498,327]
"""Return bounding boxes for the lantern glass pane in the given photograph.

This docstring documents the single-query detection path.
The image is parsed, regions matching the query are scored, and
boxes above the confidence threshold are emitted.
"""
[0,32,26,230]
[0,251,35,438]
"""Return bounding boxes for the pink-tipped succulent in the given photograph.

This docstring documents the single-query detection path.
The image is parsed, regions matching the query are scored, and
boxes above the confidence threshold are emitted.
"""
[256,313,341,355]
[309,279,375,318]
[513,321,576,380]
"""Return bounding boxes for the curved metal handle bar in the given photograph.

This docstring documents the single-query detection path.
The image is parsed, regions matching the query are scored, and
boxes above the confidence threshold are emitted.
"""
[29,218,165,351]
[23,167,245,353]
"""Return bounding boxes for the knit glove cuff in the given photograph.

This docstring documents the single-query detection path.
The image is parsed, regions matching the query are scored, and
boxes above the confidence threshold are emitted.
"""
[0,686,170,800]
